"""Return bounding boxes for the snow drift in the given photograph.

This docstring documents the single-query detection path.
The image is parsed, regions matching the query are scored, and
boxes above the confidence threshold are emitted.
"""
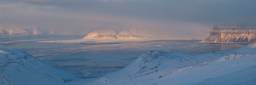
[90,46,256,85]
[0,49,76,85]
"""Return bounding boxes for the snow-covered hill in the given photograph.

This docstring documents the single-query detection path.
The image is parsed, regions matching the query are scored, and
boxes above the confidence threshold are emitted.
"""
[82,32,144,42]
[89,46,256,85]
[0,49,76,85]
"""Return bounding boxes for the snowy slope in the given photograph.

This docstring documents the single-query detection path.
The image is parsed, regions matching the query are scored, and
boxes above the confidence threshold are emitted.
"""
[0,49,76,85]
[89,46,256,85]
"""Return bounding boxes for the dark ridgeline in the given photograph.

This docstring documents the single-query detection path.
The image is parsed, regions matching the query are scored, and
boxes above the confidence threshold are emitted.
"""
[204,25,256,43]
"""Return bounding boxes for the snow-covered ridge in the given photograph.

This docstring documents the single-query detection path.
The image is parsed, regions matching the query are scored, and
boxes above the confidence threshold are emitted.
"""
[0,49,76,85]
[38,32,145,44]
[82,32,144,41]
[90,46,256,85]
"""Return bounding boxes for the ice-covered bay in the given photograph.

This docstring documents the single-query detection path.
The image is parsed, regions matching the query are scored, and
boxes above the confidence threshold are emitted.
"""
[0,36,255,85]
[1,39,236,79]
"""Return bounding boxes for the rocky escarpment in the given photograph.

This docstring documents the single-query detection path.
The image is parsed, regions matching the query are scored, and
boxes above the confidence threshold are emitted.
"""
[203,26,256,43]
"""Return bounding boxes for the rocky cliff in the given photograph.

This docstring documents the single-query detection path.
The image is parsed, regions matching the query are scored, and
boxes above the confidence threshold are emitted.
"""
[203,26,256,43]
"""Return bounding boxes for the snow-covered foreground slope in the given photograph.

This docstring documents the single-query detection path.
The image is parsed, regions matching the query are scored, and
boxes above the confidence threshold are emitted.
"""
[1,44,255,85]
[89,46,256,85]
[0,49,76,85]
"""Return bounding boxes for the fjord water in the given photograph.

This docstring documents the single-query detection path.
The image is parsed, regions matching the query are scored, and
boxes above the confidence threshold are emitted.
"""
[0,35,242,79]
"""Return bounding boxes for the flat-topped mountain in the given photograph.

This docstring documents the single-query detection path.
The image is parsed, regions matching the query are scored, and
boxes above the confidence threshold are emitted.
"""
[203,26,256,43]
[82,32,144,41]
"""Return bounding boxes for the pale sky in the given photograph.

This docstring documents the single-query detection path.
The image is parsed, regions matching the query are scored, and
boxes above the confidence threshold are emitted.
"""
[0,0,255,39]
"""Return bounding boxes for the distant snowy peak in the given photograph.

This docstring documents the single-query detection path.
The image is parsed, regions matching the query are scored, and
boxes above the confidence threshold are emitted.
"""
[0,49,76,85]
[82,32,144,41]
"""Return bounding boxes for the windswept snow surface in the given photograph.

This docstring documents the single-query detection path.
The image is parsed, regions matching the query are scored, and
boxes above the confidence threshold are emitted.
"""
[90,46,256,85]
[0,49,76,85]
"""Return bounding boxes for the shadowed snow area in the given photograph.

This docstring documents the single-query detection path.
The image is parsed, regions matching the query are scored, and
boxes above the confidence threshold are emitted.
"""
[0,49,76,85]
[89,46,256,85]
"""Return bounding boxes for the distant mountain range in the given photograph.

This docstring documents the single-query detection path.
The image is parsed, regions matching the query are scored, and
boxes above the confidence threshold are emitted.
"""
[0,28,54,36]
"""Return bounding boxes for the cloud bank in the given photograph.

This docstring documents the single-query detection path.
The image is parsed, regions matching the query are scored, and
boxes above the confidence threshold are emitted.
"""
[0,0,255,39]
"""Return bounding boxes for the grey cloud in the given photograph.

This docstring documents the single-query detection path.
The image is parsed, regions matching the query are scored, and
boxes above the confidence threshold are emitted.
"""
[3,0,255,24]
[0,0,255,39]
